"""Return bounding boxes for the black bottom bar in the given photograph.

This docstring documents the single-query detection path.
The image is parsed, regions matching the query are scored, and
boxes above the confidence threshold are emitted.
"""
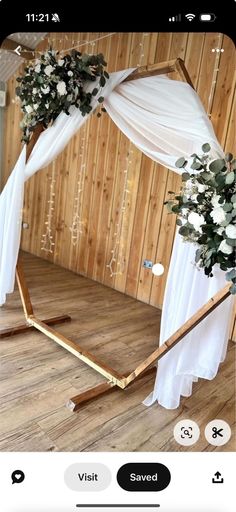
[76,506,160,508]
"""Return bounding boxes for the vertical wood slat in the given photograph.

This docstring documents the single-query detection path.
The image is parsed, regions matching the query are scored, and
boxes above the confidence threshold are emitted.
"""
[2,32,235,316]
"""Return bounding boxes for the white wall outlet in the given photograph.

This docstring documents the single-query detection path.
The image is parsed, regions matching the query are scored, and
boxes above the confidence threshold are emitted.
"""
[143,259,153,269]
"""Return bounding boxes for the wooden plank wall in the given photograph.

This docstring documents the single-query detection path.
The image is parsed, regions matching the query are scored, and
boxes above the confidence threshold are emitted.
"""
[2,32,236,317]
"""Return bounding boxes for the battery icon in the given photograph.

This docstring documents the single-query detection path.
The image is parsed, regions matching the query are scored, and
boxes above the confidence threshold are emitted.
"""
[200,13,216,21]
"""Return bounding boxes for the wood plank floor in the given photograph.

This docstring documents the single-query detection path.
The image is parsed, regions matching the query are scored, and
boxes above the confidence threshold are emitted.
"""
[0,251,235,452]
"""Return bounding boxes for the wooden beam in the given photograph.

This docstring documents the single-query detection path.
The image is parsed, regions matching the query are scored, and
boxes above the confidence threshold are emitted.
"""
[0,314,71,339]
[67,366,157,411]
[15,123,45,318]
[67,381,116,411]
[123,58,194,88]
[122,284,231,387]
[27,315,126,387]
[26,122,45,160]
[16,263,34,318]
[175,58,194,88]
[123,59,178,82]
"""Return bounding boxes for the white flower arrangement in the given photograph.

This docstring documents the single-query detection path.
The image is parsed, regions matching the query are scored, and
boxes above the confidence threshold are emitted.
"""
[166,144,236,293]
[16,49,109,143]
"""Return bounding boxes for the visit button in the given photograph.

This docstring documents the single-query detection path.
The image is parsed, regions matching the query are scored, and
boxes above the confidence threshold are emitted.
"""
[117,463,171,492]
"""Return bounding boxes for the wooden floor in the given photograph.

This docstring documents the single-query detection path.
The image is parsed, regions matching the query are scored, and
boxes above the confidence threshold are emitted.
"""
[0,251,235,452]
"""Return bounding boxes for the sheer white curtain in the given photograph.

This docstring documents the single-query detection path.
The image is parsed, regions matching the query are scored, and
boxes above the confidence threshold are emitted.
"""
[0,70,233,409]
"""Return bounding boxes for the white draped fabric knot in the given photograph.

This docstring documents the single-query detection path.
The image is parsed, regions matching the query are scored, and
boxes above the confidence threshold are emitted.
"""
[0,68,233,409]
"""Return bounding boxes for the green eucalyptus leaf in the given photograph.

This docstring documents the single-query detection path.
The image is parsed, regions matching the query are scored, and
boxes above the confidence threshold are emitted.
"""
[191,161,202,170]
[225,171,235,185]
[97,96,104,103]
[226,213,233,222]
[195,248,202,263]
[215,174,225,186]
[223,203,233,212]
[179,226,189,236]
[176,157,187,168]
[226,238,236,247]
[172,205,180,214]
[182,172,190,181]
[176,218,182,226]
[226,269,236,281]
[202,143,211,153]
[166,203,174,213]
[225,152,233,162]
[229,283,236,294]
[209,159,226,173]
[99,75,106,87]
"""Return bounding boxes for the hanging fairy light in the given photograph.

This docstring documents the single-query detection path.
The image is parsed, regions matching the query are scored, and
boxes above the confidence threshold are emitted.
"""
[106,147,133,277]
[18,33,116,59]
[41,163,56,253]
[69,37,96,246]
[69,129,86,245]
[106,32,149,278]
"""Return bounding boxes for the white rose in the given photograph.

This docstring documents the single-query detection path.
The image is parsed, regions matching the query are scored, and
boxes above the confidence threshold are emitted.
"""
[25,105,33,114]
[210,207,226,224]
[188,212,206,230]
[68,71,73,77]
[197,183,207,193]
[45,103,49,109]
[191,194,198,201]
[57,81,67,96]
[216,227,224,235]
[44,65,54,76]
[211,194,224,208]
[58,59,64,66]
[41,86,50,94]
[218,239,233,254]
[34,64,41,73]
[225,224,236,239]
[33,103,39,110]
[32,88,37,95]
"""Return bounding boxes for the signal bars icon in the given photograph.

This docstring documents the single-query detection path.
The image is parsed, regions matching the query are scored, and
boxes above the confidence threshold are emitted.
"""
[169,14,181,22]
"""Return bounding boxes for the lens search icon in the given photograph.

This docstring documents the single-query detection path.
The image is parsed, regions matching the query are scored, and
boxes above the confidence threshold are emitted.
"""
[11,470,25,484]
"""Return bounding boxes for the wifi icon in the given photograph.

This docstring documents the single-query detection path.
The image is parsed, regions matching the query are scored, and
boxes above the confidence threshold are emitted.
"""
[185,13,196,21]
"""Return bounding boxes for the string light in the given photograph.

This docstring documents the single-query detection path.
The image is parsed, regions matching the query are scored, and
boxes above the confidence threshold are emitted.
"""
[106,146,133,277]
[106,32,149,277]
[41,163,56,253]
[69,38,97,246]
[17,32,116,60]
[69,128,86,245]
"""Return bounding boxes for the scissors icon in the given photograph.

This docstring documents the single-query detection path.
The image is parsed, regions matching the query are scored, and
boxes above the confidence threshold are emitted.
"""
[212,427,224,438]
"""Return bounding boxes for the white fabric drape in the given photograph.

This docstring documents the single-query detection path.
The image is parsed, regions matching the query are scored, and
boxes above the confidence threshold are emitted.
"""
[0,69,233,409]
[104,75,223,171]
[0,69,133,305]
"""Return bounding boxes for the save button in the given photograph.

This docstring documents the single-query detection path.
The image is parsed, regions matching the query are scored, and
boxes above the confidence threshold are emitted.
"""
[117,463,171,491]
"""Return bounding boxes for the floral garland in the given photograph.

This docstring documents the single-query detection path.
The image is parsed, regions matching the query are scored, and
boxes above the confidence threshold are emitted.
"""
[16,49,109,142]
[166,144,236,294]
